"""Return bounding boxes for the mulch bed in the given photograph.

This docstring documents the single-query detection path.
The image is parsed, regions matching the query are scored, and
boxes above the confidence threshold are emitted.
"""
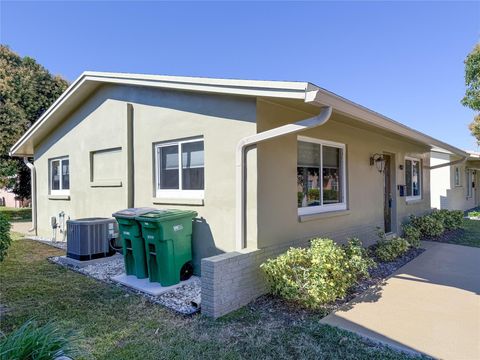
[422,229,465,244]
[247,246,425,322]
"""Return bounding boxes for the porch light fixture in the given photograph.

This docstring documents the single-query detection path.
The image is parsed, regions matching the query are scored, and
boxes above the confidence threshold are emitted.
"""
[370,153,386,173]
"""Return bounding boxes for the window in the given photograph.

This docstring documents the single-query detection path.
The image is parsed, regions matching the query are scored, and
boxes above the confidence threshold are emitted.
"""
[155,138,204,198]
[297,136,346,215]
[466,169,473,198]
[49,157,70,195]
[454,167,461,187]
[405,157,421,201]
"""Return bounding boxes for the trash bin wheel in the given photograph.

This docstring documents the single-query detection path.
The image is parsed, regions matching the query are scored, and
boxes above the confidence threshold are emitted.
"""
[180,261,193,281]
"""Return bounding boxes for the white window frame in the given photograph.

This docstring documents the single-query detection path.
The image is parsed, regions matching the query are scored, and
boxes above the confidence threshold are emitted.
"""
[466,169,473,198]
[454,166,461,187]
[154,137,204,199]
[405,156,422,201]
[297,136,347,216]
[49,156,70,195]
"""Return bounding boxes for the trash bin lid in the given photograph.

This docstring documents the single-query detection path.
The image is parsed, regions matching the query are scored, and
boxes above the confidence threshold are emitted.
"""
[112,207,156,218]
[136,209,198,222]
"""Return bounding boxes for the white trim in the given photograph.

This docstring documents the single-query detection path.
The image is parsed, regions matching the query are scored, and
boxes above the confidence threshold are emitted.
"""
[9,72,468,159]
[297,136,347,216]
[154,137,204,199]
[405,156,422,201]
[49,156,70,196]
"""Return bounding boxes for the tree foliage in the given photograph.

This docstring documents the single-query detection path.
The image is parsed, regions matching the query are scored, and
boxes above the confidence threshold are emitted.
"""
[0,45,68,199]
[462,44,480,143]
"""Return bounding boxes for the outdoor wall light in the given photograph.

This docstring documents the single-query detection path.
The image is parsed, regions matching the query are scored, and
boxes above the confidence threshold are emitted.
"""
[370,153,386,173]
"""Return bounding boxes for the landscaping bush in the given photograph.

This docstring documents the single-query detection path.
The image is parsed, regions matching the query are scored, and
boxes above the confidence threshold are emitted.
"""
[409,214,444,238]
[0,207,32,222]
[431,209,463,230]
[260,238,375,309]
[375,237,411,262]
[468,210,480,218]
[0,212,11,262]
[402,224,421,248]
[374,227,410,262]
[0,319,78,360]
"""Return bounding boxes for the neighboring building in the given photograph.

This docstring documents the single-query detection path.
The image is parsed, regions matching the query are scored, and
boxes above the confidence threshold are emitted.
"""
[9,72,467,317]
[0,187,28,208]
[430,149,480,211]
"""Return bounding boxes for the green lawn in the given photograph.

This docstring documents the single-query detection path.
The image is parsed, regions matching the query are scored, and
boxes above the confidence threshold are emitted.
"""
[0,239,423,360]
[427,218,480,248]
[0,207,32,222]
[447,219,480,247]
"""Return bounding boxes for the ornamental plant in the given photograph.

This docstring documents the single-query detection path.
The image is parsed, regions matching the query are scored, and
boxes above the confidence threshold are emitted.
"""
[375,237,410,262]
[401,224,421,248]
[260,238,375,309]
[409,214,444,238]
[430,209,463,230]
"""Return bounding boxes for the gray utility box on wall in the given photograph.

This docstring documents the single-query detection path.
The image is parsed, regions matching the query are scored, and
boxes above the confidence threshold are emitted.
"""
[66,218,118,261]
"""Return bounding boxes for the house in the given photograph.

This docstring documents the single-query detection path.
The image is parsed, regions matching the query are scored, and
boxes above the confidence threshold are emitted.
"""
[9,72,467,317]
[430,148,480,211]
[0,187,28,208]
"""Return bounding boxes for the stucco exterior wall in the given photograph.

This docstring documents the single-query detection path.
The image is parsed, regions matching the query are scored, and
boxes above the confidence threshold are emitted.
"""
[34,84,257,271]
[255,100,431,248]
[430,151,479,211]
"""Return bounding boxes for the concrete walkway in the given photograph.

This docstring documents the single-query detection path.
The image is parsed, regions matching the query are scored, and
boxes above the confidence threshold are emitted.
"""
[321,241,480,359]
[11,221,33,235]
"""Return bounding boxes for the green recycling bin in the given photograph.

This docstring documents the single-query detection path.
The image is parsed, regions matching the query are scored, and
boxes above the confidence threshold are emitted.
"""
[112,208,155,279]
[136,210,197,286]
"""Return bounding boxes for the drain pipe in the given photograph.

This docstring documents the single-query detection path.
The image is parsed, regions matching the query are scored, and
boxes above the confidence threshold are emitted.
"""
[235,106,333,250]
[23,157,37,235]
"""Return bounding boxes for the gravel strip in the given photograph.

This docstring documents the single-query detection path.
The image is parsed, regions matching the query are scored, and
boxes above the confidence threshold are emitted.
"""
[49,255,201,315]
[26,236,67,250]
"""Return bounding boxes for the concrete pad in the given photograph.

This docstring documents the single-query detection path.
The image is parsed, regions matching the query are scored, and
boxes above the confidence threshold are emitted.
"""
[111,273,198,296]
[57,254,122,268]
[321,241,480,359]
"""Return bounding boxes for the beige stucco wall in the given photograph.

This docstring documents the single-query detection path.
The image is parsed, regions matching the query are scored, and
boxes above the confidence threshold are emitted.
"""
[430,151,479,211]
[255,99,431,248]
[34,84,257,271]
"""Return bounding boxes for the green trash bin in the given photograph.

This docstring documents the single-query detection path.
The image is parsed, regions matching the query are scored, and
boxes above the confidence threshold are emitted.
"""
[112,208,155,279]
[136,210,197,286]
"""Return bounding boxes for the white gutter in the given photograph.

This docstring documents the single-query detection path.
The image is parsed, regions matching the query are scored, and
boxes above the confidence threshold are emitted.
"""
[235,106,333,250]
[23,157,37,235]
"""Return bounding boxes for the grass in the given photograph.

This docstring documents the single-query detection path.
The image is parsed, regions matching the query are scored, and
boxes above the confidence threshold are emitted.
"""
[445,219,480,247]
[0,239,424,360]
[0,207,32,222]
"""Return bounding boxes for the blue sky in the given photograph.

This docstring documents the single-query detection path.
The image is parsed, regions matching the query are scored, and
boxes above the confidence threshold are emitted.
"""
[1,1,479,150]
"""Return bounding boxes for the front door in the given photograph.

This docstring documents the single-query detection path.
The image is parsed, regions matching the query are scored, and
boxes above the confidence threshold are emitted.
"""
[384,154,392,233]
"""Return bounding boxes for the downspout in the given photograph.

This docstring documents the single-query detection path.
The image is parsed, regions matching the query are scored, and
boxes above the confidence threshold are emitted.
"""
[429,156,467,170]
[235,106,333,250]
[23,157,37,235]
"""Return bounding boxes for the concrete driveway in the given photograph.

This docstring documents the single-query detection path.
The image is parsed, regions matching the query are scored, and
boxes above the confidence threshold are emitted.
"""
[321,241,480,359]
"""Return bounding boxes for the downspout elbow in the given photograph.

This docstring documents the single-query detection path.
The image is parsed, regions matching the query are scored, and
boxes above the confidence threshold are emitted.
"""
[23,157,37,235]
[235,106,332,250]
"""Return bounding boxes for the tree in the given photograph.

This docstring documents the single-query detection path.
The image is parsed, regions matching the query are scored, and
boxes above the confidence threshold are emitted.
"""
[0,45,68,200]
[461,44,480,144]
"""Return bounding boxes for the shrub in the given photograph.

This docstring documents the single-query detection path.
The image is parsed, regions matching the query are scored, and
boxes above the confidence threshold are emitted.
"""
[0,212,11,262]
[431,209,463,230]
[375,237,411,262]
[468,210,480,218]
[0,319,78,360]
[409,214,444,238]
[0,207,32,222]
[402,224,421,248]
[260,238,374,308]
